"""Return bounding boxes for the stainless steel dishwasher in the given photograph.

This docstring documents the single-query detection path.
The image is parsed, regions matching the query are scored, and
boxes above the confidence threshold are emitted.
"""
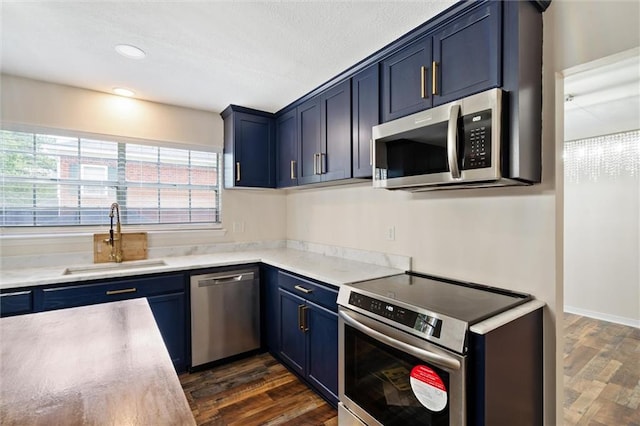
[190,267,260,368]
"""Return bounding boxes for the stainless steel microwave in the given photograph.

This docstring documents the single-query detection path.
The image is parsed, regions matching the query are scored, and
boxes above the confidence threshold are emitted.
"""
[372,88,532,191]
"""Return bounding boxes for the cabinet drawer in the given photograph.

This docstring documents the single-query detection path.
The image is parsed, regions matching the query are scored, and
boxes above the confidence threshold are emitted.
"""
[42,274,184,311]
[278,271,338,312]
[0,290,33,317]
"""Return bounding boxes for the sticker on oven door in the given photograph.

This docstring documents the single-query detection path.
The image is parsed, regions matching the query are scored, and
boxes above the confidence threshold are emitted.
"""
[410,365,448,412]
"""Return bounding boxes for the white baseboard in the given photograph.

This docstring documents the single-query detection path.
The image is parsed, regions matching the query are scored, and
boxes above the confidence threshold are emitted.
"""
[564,305,640,328]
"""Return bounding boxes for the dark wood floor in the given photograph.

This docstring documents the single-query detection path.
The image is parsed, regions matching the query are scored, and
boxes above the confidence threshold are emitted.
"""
[564,313,640,426]
[180,314,640,425]
[179,353,337,426]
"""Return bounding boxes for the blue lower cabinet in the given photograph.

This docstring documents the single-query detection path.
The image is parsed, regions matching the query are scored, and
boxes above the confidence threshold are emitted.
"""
[41,274,184,311]
[39,273,187,372]
[148,292,186,372]
[0,290,33,317]
[306,301,338,403]
[277,272,339,407]
[278,289,306,376]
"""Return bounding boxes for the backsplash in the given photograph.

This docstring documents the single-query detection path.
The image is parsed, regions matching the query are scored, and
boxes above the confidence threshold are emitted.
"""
[1,237,410,271]
[286,240,410,270]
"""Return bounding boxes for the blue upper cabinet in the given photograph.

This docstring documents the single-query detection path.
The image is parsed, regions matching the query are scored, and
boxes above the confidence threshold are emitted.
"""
[298,79,352,185]
[351,64,378,178]
[266,0,540,188]
[222,105,276,188]
[432,1,501,106]
[320,79,351,182]
[276,108,298,188]
[381,1,502,122]
[297,96,322,185]
[381,38,432,123]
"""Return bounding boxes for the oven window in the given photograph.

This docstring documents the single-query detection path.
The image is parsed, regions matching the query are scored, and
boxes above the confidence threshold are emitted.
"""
[344,324,450,425]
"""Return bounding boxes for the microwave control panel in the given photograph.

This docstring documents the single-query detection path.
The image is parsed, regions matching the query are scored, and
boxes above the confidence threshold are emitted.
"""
[348,292,442,338]
[462,108,492,170]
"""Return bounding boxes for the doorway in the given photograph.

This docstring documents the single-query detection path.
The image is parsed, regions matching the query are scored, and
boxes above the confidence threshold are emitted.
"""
[562,48,640,425]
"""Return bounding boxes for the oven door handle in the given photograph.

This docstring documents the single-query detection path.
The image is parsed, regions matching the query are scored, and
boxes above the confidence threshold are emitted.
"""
[339,310,461,371]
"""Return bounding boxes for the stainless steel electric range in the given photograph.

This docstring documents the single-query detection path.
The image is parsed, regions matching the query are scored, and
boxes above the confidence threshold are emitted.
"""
[336,272,544,426]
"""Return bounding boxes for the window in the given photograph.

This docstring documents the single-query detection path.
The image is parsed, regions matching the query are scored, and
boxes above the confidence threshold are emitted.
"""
[0,129,221,227]
[80,164,108,198]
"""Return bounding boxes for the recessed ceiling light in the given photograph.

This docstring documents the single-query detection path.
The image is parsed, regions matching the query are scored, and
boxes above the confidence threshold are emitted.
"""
[115,44,146,59]
[113,87,135,97]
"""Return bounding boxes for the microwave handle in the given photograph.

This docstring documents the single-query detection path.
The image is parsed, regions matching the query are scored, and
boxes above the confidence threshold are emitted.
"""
[447,104,461,179]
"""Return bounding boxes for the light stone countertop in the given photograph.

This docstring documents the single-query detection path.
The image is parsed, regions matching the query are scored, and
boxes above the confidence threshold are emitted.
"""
[0,298,196,425]
[0,247,407,290]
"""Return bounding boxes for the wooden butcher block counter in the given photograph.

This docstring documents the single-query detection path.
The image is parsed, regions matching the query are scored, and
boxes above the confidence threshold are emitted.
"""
[0,298,195,425]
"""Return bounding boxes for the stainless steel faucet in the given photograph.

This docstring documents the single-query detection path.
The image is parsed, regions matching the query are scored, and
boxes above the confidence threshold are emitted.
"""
[107,202,123,263]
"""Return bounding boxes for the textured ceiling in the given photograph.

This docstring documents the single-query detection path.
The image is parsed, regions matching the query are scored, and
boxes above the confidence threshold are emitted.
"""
[1,1,456,113]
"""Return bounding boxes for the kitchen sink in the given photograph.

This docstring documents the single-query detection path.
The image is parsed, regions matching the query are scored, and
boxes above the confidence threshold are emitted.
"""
[62,259,167,275]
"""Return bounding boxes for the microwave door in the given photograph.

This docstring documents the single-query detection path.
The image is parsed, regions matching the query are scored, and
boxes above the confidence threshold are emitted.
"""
[373,123,451,189]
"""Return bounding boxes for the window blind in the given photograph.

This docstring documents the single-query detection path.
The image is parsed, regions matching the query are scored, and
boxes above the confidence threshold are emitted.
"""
[1,130,220,227]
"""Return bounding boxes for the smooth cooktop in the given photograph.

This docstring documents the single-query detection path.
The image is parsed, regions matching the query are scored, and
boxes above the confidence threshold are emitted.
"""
[347,272,531,325]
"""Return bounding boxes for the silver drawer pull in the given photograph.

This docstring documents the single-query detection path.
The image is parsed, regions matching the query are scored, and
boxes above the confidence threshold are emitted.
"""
[106,288,137,296]
[294,285,313,294]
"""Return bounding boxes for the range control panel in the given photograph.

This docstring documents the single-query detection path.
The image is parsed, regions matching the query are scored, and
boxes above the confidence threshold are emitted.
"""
[348,292,442,338]
[462,108,492,170]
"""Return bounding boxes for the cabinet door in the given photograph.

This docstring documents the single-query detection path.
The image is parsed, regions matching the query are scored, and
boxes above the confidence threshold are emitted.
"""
[297,97,322,185]
[321,79,351,182]
[306,301,338,406]
[432,1,501,106]
[233,112,276,188]
[278,289,306,376]
[148,292,186,373]
[381,38,432,122]
[352,65,378,178]
[276,109,298,188]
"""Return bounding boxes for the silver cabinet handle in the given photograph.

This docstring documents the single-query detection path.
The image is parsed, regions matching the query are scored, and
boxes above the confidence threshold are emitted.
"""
[320,153,326,174]
[290,160,296,179]
[236,162,241,182]
[298,304,305,331]
[106,288,137,296]
[294,285,313,294]
[420,66,428,99]
[432,61,438,96]
[313,153,318,175]
[301,306,309,332]
[447,104,461,179]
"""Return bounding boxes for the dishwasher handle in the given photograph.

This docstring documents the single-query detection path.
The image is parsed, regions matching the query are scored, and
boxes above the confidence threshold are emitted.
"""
[196,271,255,287]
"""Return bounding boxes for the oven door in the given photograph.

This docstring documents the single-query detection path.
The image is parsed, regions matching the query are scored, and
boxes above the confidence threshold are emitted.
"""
[339,307,466,426]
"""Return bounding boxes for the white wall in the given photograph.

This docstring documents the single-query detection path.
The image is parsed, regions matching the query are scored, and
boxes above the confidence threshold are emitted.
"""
[286,1,640,424]
[564,132,640,326]
[0,75,287,264]
[1,74,219,150]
